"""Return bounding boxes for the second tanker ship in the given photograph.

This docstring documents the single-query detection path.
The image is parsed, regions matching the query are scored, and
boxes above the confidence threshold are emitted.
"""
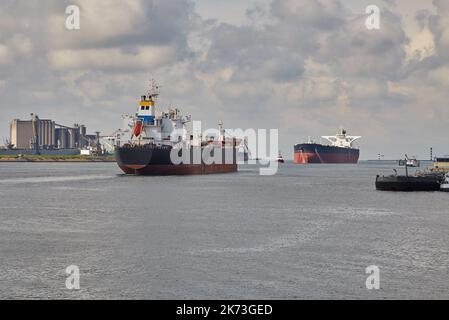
[294,128,361,164]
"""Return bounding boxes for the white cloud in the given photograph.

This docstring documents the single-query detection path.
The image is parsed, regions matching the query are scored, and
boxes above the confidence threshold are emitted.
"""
[48,45,177,71]
[7,34,33,57]
[0,44,10,64]
[47,0,146,49]
[406,28,435,61]
[427,65,449,87]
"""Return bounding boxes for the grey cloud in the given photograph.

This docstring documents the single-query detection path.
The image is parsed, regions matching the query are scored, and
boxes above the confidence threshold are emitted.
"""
[317,9,408,81]
[46,0,197,50]
[429,2,449,59]
[270,0,346,31]
[415,9,431,30]
[203,24,306,82]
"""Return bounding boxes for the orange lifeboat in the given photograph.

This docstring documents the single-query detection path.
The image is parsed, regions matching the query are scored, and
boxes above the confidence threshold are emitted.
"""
[132,120,143,138]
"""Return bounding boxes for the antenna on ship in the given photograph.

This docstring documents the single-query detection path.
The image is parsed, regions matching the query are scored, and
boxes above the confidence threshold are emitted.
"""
[147,78,160,101]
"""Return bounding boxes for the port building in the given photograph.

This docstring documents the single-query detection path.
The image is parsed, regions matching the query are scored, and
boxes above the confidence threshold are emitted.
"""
[9,116,90,150]
[10,118,56,149]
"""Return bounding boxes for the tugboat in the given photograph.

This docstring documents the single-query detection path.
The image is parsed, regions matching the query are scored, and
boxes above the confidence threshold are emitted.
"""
[440,173,449,192]
[276,152,285,163]
[376,156,444,191]
[115,80,244,175]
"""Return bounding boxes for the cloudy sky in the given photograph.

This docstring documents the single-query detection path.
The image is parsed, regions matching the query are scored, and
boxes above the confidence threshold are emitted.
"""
[0,0,448,159]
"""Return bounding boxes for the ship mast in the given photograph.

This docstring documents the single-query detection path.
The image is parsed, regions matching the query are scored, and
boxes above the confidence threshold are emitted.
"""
[147,79,160,102]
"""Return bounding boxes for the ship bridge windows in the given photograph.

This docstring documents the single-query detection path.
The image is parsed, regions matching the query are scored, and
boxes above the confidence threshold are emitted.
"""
[141,106,145,110]
[146,106,150,110]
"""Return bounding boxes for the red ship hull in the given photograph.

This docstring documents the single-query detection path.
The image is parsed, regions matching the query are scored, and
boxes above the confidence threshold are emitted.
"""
[294,143,359,164]
[118,163,237,175]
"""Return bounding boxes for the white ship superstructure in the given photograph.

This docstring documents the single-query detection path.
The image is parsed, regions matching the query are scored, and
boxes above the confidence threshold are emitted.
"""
[129,80,193,148]
[321,128,361,148]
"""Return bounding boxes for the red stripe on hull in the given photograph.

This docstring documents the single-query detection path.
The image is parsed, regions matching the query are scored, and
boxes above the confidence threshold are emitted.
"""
[294,152,321,164]
[119,164,238,175]
[294,152,359,164]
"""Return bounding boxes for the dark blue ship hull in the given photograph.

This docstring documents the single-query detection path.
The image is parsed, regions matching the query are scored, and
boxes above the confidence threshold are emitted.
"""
[294,143,359,164]
[116,144,238,175]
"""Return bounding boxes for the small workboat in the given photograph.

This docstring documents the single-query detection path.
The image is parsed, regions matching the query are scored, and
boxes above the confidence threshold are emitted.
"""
[276,152,285,163]
[376,156,444,191]
[376,174,442,191]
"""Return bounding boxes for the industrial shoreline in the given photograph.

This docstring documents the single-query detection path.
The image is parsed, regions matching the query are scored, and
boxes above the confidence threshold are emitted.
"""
[0,155,115,162]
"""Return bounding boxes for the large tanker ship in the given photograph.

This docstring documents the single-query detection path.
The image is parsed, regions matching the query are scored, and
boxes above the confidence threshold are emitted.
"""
[116,81,242,175]
[294,129,361,164]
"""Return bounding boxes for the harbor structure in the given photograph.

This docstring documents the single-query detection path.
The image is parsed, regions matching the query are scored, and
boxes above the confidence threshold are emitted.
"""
[7,113,102,154]
[8,114,97,153]
[10,116,56,150]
